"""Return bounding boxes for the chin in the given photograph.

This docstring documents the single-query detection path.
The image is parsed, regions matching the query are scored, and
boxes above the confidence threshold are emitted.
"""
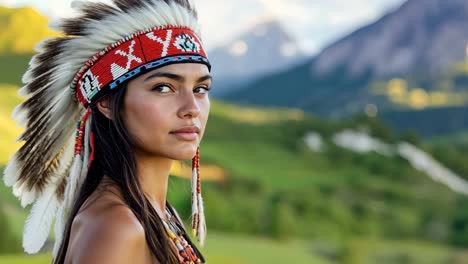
[167,147,198,160]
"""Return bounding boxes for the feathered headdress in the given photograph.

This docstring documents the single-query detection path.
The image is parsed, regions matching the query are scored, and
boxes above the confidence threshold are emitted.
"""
[3,0,210,256]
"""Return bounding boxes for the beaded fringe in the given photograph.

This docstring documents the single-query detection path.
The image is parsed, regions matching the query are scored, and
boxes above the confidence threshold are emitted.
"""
[191,147,206,246]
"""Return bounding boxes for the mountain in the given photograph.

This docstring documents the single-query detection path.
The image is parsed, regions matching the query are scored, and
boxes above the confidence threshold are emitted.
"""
[208,18,306,96]
[222,0,468,136]
[0,6,58,54]
[312,0,468,78]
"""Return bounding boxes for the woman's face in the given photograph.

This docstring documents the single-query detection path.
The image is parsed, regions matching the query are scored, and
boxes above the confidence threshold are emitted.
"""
[122,63,211,160]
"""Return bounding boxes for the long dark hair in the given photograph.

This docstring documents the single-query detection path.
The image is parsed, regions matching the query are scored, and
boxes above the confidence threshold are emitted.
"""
[53,85,181,263]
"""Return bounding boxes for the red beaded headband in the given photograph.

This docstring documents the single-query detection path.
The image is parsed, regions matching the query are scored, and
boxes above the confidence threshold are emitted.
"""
[72,26,211,107]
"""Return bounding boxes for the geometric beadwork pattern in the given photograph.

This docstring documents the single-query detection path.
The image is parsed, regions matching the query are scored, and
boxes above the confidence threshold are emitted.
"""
[73,26,210,106]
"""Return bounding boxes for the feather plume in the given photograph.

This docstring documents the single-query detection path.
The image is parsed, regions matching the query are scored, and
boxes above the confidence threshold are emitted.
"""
[63,154,83,210]
[23,183,59,253]
[52,202,66,258]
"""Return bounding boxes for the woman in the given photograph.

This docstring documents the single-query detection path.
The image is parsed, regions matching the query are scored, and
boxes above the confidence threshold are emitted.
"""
[3,0,211,263]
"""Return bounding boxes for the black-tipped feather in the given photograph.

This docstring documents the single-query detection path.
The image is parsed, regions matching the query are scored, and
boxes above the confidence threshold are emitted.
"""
[113,0,149,12]
[18,129,67,193]
[61,3,120,36]
[23,103,56,133]
[30,62,57,86]
[27,124,76,192]
[166,0,197,18]
[19,117,50,142]
[56,174,68,201]
[34,39,64,65]
[29,38,66,81]
[23,75,53,97]
[17,135,56,185]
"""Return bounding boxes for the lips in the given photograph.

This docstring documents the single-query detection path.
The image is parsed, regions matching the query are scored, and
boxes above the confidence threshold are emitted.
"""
[170,126,200,134]
[170,126,199,141]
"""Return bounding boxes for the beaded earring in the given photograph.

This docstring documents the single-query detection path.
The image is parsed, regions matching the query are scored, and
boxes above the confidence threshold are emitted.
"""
[191,147,206,245]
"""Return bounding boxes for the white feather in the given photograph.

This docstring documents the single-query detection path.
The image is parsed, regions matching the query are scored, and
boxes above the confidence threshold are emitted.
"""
[11,104,28,128]
[52,202,66,258]
[48,18,62,33]
[13,181,26,198]
[17,85,30,97]
[70,0,88,10]
[51,139,75,255]
[191,166,199,217]
[191,166,199,236]
[63,154,82,210]
[21,189,37,208]
[23,183,59,254]
[21,68,33,85]
[33,38,55,53]
[3,153,19,186]
[197,193,207,246]
[12,181,37,208]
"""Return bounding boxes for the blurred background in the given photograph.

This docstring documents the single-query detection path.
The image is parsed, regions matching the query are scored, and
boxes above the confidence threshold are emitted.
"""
[1,0,468,263]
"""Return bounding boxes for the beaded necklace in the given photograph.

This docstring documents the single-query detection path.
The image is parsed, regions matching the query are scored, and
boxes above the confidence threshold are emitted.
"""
[163,207,204,264]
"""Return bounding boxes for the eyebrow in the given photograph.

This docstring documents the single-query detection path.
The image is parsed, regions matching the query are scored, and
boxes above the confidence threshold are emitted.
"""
[144,72,212,83]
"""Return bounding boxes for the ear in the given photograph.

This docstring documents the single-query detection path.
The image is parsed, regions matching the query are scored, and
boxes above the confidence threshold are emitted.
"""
[96,96,112,119]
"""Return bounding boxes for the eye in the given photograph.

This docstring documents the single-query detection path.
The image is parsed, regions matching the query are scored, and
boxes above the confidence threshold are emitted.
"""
[152,84,173,93]
[194,86,211,94]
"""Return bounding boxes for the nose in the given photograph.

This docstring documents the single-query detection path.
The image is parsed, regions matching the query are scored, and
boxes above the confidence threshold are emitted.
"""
[177,91,201,119]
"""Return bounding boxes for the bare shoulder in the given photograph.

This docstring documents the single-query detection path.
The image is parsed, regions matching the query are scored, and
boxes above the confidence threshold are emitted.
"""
[66,191,153,264]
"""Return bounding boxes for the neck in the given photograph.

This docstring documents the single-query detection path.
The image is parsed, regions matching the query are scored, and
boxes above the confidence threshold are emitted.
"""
[135,153,173,220]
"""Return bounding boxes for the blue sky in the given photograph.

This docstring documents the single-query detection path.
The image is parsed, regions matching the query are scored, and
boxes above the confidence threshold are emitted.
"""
[0,0,405,55]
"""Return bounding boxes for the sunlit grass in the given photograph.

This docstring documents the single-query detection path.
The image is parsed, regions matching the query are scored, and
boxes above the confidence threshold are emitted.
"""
[203,232,331,264]
[210,100,304,125]
[0,84,23,164]
[0,253,51,264]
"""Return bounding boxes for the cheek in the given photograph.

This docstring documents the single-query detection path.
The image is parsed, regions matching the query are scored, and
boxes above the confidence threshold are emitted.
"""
[123,93,171,142]
[199,99,210,135]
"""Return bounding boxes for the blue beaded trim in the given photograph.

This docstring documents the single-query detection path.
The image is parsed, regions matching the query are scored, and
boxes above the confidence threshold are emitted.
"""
[108,55,211,90]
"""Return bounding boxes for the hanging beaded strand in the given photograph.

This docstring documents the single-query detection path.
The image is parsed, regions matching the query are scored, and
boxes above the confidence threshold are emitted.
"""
[163,211,202,264]
[54,108,92,256]
[191,147,207,245]
[74,109,91,155]
[191,147,200,235]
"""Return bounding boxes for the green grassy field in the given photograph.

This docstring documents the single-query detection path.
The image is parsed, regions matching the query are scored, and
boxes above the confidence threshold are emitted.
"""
[0,232,330,264]
[2,234,468,264]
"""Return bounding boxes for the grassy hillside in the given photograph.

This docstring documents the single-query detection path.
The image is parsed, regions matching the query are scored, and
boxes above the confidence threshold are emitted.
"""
[0,6,59,54]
